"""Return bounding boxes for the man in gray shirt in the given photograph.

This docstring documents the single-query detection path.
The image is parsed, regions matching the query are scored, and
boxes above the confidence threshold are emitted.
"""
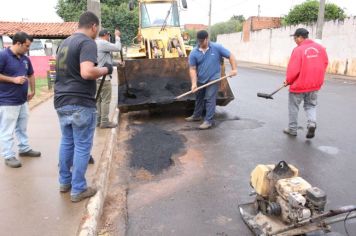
[96,28,121,128]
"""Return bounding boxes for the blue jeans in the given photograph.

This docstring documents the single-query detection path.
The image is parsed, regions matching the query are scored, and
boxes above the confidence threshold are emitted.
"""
[193,81,219,124]
[56,105,96,195]
[0,103,31,159]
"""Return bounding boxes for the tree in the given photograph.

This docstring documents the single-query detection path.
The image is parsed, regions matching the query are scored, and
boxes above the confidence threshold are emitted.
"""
[284,0,346,25]
[210,15,244,42]
[55,0,138,45]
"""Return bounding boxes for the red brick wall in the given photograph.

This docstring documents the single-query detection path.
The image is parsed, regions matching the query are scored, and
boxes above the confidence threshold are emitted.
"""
[242,17,281,42]
[251,17,281,31]
[184,24,208,31]
[242,18,252,42]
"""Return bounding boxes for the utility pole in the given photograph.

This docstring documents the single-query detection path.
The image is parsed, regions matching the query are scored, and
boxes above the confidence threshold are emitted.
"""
[208,0,212,36]
[258,4,261,17]
[316,0,325,40]
[87,0,101,28]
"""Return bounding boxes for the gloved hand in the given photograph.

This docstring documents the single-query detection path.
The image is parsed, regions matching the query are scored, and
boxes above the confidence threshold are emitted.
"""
[103,63,113,75]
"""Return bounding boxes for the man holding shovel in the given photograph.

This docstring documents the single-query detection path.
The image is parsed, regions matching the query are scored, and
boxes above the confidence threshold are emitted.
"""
[185,30,237,129]
[283,28,328,139]
[95,28,122,129]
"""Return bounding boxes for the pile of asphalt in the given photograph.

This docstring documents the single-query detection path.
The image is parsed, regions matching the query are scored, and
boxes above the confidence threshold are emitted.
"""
[127,124,185,175]
[118,77,193,105]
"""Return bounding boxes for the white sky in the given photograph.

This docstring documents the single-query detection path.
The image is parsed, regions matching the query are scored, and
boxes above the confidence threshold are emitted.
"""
[0,0,355,25]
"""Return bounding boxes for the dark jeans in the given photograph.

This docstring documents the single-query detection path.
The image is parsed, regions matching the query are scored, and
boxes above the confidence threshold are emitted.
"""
[192,81,219,124]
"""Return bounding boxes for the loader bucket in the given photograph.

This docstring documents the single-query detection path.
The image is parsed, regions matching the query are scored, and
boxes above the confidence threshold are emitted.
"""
[117,57,234,113]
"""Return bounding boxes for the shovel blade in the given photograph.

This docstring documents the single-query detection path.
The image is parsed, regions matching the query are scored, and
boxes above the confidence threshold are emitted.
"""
[257,93,273,99]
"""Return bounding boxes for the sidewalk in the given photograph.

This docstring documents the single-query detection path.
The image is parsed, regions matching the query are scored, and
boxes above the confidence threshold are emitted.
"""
[0,88,116,236]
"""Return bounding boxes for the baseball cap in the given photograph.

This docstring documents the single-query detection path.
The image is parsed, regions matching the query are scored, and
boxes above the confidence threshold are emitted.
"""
[99,29,110,37]
[290,28,309,38]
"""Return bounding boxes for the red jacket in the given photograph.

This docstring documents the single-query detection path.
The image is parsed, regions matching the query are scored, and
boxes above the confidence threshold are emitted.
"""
[286,39,328,93]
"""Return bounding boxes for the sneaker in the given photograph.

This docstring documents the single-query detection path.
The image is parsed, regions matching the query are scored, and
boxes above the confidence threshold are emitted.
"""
[71,187,97,203]
[100,122,117,129]
[89,155,95,164]
[19,149,41,157]
[60,184,71,193]
[185,115,202,122]
[306,125,316,139]
[283,128,297,136]
[199,121,213,130]
[5,157,22,168]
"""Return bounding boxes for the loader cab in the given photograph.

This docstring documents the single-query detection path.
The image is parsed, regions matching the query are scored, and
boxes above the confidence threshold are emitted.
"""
[140,1,180,28]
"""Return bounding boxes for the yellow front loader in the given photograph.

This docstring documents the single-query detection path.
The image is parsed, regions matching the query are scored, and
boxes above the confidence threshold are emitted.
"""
[117,0,234,112]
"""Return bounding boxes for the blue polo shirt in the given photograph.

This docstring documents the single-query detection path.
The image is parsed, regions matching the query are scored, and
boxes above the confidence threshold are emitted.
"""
[189,42,231,83]
[0,48,34,105]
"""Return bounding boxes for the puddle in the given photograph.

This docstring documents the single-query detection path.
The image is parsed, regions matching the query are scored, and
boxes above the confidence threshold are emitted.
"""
[317,146,339,155]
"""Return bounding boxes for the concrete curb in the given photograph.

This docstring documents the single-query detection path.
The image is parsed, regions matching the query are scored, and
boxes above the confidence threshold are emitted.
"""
[77,109,119,236]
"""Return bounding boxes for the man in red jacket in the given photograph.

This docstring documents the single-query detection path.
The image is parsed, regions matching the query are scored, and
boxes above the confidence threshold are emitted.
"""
[283,28,328,139]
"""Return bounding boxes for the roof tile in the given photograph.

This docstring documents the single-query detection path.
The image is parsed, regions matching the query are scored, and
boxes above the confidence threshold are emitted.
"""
[0,21,78,39]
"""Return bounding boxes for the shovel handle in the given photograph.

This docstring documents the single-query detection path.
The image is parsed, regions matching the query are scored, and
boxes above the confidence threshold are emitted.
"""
[270,84,288,96]
[95,75,106,102]
[175,74,233,100]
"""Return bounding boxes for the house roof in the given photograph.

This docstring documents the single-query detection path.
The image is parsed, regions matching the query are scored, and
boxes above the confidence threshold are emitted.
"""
[0,21,78,39]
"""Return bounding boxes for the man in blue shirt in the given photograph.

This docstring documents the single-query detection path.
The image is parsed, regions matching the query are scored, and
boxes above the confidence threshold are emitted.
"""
[0,32,41,168]
[186,30,237,129]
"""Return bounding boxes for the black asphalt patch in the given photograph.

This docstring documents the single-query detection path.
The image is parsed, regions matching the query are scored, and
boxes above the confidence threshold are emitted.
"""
[118,77,194,105]
[127,124,186,175]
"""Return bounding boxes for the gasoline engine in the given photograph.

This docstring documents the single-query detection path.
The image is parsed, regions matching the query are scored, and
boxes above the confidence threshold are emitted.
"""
[251,161,326,224]
[239,161,356,236]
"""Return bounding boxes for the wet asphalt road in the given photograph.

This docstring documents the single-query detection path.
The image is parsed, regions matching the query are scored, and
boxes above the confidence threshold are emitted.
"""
[120,65,356,236]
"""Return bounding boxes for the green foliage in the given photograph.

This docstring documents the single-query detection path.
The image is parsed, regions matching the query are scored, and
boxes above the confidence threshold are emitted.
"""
[210,15,244,42]
[284,0,346,25]
[55,0,86,22]
[183,29,198,46]
[101,3,139,45]
[55,0,139,45]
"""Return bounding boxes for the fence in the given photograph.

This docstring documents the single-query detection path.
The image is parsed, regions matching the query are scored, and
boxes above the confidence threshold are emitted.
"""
[217,17,356,76]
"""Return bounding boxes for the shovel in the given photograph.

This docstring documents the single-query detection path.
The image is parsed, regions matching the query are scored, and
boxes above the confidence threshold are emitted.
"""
[257,84,287,99]
[175,74,233,100]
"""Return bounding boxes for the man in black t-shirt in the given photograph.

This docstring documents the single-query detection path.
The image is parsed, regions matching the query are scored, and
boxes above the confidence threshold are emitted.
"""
[55,11,112,203]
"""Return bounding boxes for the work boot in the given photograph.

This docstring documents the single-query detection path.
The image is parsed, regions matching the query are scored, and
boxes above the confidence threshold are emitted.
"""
[89,155,95,164]
[199,121,213,130]
[306,125,316,139]
[185,115,202,122]
[5,157,22,168]
[283,128,297,136]
[19,149,41,157]
[59,184,71,193]
[100,122,117,129]
[71,187,97,203]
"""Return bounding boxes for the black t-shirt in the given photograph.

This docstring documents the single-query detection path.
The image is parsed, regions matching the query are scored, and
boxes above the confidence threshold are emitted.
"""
[54,33,98,108]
